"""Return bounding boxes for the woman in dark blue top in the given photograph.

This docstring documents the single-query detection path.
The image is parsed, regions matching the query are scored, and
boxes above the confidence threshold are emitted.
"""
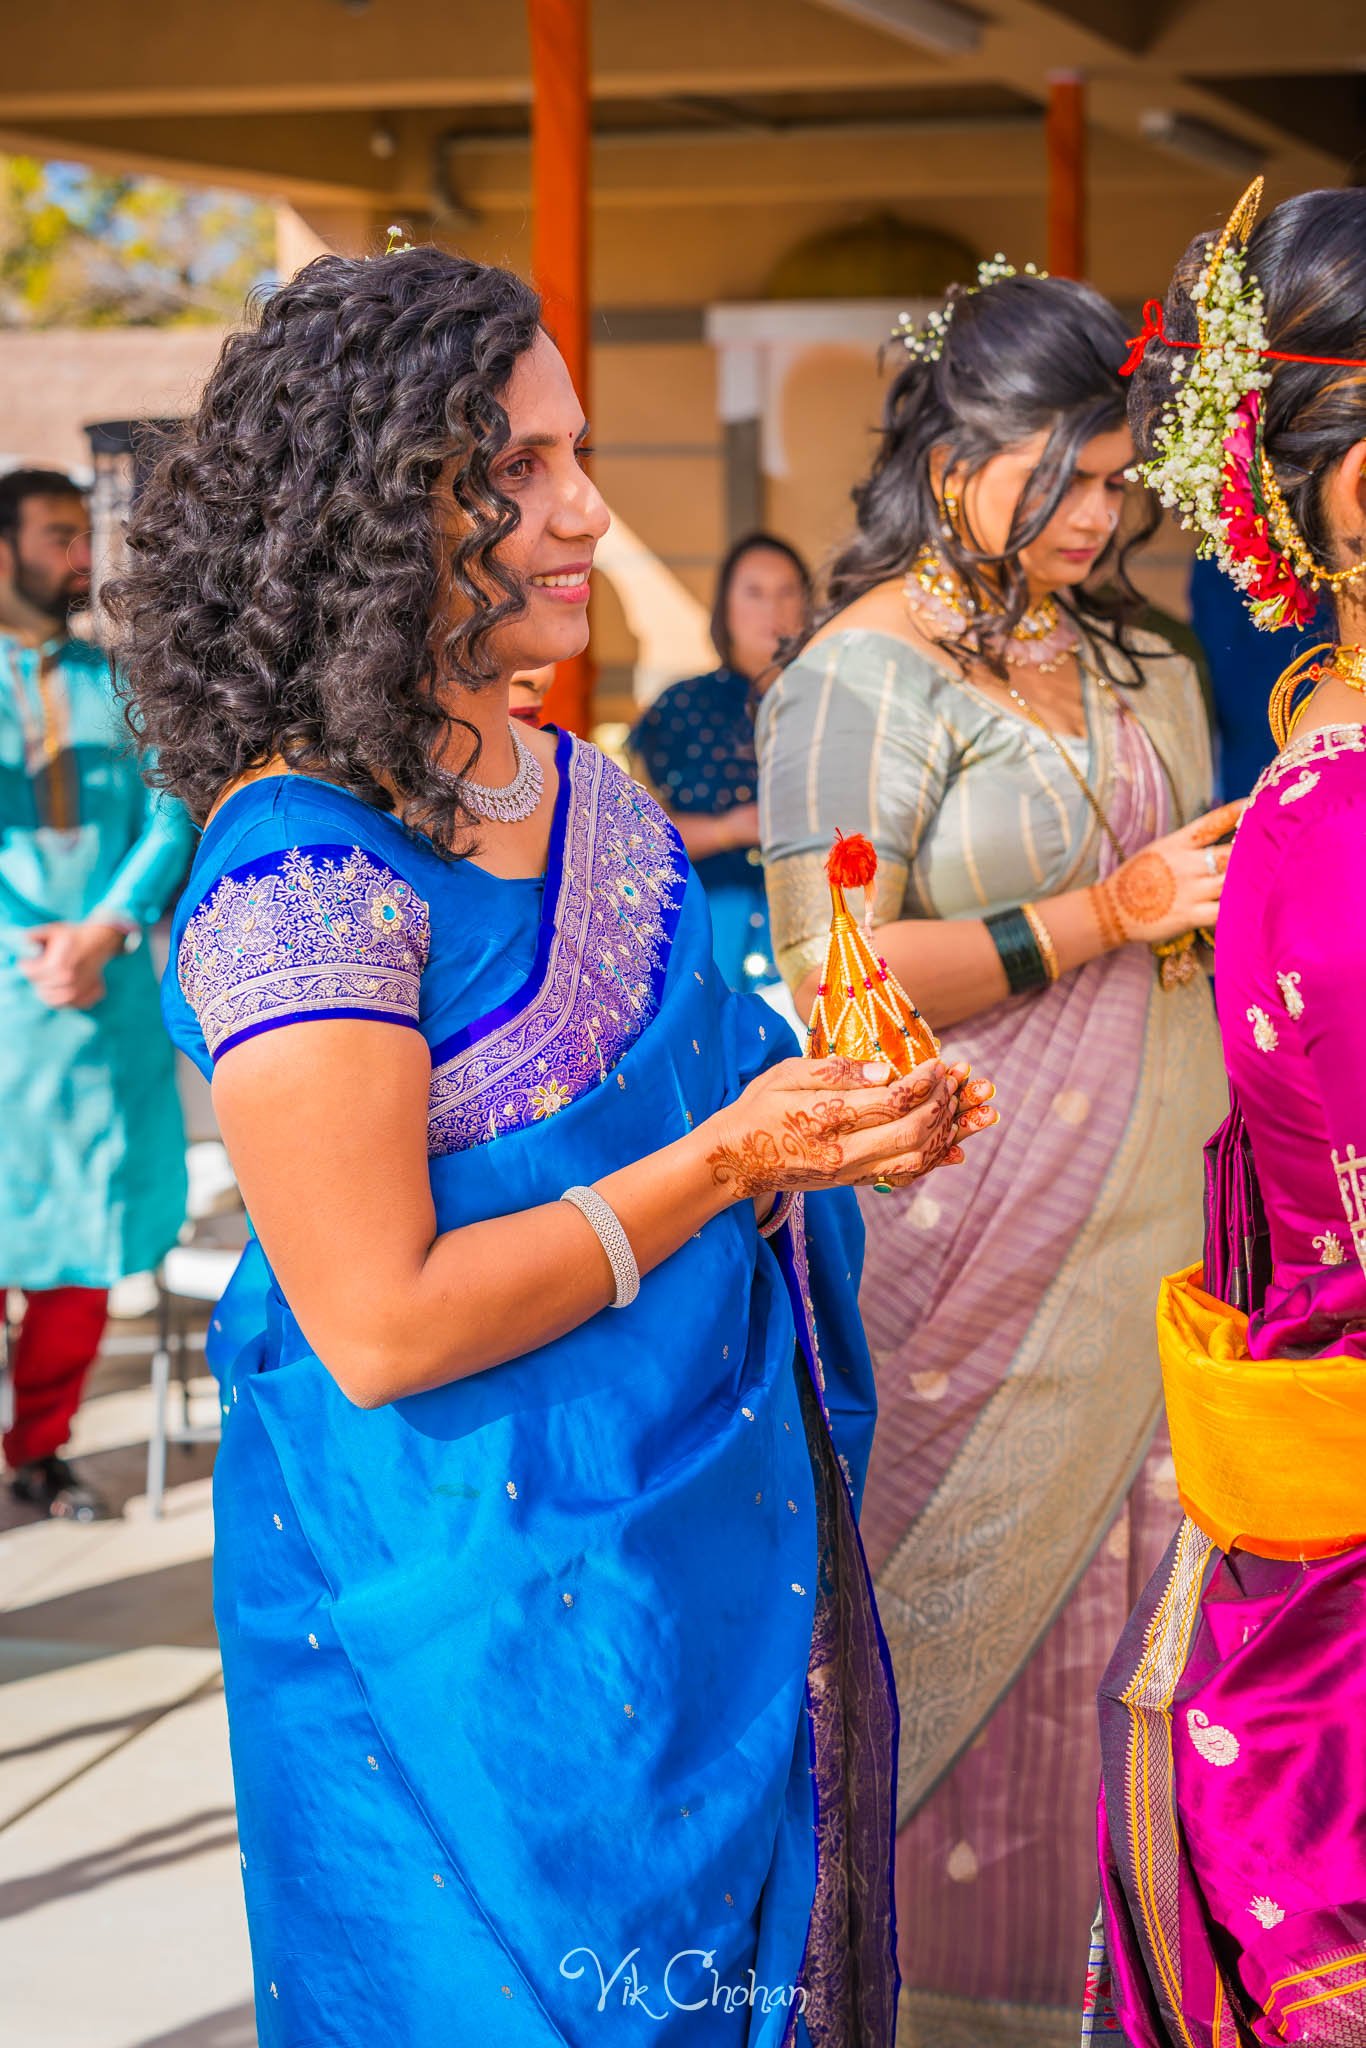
[631,533,810,991]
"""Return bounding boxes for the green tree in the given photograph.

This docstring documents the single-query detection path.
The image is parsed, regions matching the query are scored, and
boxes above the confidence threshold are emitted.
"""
[0,155,275,326]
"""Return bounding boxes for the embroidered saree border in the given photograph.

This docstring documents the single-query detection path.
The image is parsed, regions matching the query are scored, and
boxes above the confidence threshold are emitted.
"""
[1265,1947,1366,2030]
[1115,1516,1213,2048]
[427,738,686,1153]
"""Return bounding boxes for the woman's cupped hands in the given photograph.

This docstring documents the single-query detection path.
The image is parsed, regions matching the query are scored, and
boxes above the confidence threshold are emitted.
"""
[703,1054,999,1201]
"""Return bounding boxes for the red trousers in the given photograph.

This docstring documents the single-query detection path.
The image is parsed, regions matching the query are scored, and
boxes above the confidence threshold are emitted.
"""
[2,1286,108,1469]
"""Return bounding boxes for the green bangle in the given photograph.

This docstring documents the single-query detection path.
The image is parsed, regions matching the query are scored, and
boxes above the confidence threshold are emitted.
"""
[984,907,1049,996]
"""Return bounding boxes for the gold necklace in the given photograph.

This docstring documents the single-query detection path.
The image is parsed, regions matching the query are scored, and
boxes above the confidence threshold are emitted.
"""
[1269,643,1366,748]
[903,547,1080,674]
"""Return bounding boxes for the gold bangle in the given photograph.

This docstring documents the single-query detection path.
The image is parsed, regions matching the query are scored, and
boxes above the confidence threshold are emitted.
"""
[1021,902,1060,982]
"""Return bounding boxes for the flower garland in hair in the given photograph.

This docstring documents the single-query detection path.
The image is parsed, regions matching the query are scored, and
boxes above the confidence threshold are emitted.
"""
[891,254,1046,365]
[1133,180,1317,632]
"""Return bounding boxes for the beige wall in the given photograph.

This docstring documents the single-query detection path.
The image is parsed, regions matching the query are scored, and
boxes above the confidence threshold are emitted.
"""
[767,341,894,579]
[0,328,229,476]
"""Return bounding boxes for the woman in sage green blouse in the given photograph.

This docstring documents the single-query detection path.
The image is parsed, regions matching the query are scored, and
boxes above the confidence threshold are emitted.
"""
[757,269,1235,2045]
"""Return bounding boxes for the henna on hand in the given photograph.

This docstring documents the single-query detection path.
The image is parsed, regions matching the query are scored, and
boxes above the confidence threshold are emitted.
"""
[808,1055,878,1089]
[1088,879,1127,952]
[779,1100,850,1175]
[707,1096,855,1196]
[705,1129,783,1199]
[1112,851,1177,933]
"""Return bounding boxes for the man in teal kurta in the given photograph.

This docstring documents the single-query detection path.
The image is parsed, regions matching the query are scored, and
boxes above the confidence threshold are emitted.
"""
[1,468,192,1518]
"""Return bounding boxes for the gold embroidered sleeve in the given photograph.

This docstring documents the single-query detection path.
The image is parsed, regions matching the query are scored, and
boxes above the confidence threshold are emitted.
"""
[178,843,430,1061]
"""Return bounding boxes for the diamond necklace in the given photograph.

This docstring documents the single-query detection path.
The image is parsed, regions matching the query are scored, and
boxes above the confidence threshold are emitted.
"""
[457,721,545,824]
[903,546,1081,674]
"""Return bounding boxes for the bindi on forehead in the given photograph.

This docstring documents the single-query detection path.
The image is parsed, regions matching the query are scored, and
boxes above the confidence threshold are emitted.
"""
[508,424,589,451]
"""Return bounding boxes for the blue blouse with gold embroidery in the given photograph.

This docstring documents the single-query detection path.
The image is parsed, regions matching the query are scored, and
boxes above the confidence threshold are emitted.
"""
[178,841,431,1060]
[166,731,685,1154]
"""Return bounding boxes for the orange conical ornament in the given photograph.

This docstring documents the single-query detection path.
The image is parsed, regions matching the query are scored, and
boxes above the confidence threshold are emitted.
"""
[806,833,939,1076]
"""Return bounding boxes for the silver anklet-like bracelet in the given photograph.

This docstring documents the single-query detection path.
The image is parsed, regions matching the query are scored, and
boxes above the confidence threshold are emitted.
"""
[560,1185,641,1308]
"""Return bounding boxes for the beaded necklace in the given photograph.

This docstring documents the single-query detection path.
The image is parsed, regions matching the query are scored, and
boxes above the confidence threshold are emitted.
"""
[1269,643,1366,748]
[903,546,1081,675]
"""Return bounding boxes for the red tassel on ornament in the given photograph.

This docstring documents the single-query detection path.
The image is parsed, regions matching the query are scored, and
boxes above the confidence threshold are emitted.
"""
[826,832,878,891]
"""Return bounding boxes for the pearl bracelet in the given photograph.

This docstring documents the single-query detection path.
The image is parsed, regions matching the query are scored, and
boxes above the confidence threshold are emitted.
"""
[560,1185,641,1309]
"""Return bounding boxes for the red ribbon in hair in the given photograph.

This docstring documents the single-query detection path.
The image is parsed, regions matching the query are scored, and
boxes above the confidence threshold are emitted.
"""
[1120,301,1182,375]
[1121,298,1366,379]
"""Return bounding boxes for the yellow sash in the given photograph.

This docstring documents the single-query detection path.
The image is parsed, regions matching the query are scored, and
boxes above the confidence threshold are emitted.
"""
[1158,1264,1366,1560]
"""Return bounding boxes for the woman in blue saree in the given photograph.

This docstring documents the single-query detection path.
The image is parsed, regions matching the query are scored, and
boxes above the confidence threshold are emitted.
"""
[111,247,993,2046]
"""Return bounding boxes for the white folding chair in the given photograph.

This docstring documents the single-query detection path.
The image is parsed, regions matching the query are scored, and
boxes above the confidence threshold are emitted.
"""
[0,1299,16,1441]
[145,1142,244,1518]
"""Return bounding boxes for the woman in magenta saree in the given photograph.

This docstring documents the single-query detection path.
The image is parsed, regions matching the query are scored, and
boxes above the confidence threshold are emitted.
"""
[1091,182,1366,2044]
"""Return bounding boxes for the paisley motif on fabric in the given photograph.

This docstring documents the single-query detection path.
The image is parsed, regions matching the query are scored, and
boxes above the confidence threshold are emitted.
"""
[179,843,430,1059]
[1280,769,1320,806]
[1276,970,1304,1019]
[1247,1005,1279,1054]
[427,742,685,1153]
[1186,1707,1240,1767]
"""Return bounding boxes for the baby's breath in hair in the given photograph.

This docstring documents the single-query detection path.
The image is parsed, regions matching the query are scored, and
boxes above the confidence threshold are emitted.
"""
[1136,237,1270,585]
[890,255,1046,364]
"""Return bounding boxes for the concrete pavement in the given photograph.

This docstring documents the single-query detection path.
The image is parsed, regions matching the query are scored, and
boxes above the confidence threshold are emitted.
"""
[0,1321,255,2048]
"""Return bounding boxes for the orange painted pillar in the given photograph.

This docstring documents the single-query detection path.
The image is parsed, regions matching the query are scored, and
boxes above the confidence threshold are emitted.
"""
[528,0,595,735]
[1047,72,1087,281]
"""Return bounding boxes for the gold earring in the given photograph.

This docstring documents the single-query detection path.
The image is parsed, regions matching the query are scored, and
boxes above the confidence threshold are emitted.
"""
[941,485,960,539]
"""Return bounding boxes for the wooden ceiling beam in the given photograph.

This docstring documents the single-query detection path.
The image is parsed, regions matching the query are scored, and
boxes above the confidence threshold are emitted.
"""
[0,90,1337,219]
[0,0,948,122]
[1147,0,1366,75]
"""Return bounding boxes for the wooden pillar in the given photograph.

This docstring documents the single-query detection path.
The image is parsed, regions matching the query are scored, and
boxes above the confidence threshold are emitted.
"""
[528,0,595,735]
[1046,72,1087,281]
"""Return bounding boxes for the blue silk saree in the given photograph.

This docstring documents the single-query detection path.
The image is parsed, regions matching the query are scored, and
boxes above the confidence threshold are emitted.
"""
[163,731,898,2048]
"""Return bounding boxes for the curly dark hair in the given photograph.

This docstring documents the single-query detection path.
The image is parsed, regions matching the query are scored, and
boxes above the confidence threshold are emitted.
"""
[1128,187,1366,601]
[805,273,1159,686]
[107,246,543,845]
